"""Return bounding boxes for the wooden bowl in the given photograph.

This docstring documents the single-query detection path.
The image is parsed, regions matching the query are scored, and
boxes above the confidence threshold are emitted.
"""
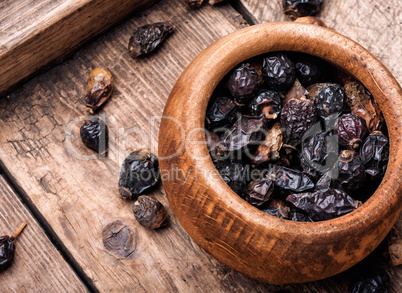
[158,23,402,284]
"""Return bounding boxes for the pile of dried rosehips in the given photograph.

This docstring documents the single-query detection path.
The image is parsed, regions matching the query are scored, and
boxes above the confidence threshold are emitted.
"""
[206,51,389,222]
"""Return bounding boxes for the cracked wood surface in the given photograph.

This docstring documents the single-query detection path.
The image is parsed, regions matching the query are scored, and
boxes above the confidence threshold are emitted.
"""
[0,176,87,292]
[0,0,401,292]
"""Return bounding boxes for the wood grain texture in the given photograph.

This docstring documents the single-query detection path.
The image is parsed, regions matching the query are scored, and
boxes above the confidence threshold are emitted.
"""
[0,176,87,292]
[239,0,402,86]
[0,0,155,96]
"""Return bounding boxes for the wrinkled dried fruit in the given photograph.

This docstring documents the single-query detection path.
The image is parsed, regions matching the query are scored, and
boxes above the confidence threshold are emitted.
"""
[289,209,313,222]
[245,177,275,207]
[0,222,27,272]
[205,130,220,160]
[218,115,266,152]
[280,96,317,147]
[306,83,325,100]
[300,130,338,177]
[228,63,260,105]
[344,81,383,133]
[294,16,327,27]
[206,96,238,129]
[119,150,160,200]
[84,68,113,113]
[80,118,108,156]
[262,206,290,219]
[287,189,360,221]
[133,195,167,229]
[262,53,295,92]
[283,0,324,19]
[184,0,203,9]
[335,113,369,150]
[215,160,247,195]
[283,79,306,106]
[334,150,366,192]
[128,22,174,58]
[294,55,326,87]
[315,83,346,120]
[252,123,283,166]
[349,269,390,293]
[249,90,282,119]
[360,131,389,180]
[267,165,315,193]
[316,172,344,190]
[388,227,402,266]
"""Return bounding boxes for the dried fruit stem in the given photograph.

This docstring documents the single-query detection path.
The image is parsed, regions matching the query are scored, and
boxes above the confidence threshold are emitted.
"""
[12,221,27,240]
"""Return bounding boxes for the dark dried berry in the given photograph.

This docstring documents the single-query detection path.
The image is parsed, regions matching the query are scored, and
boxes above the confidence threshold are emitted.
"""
[289,209,313,222]
[344,81,384,133]
[300,130,338,177]
[244,177,275,207]
[262,53,296,92]
[80,118,108,156]
[119,150,160,200]
[280,96,317,147]
[249,90,282,119]
[184,0,203,9]
[206,96,238,129]
[335,113,369,150]
[294,56,326,87]
[228,63,260,105]
[215,160,247,195]
[0,222,27,272]
[306,82,325,100]
[349,268,390,293]
[316,172,344,190]
[128,22,174,58]
[283,0,324,19]
[360,131,389,180]
[84,68,113,113]
[133,195,167,229]
[218,115,266,152]
[334,150,366,192]
[267,165,315,193]
[262,206,290,219]
[252,123,283,166]
[388,227,402,266]
[315,83,347,120]
[205,130,221,161]
[287,188,360,221]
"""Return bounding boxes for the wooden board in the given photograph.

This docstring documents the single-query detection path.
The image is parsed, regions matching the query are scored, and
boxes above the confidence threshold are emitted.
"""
[0,0,155,96]
[0,176,87,292]
[0,0,401,292]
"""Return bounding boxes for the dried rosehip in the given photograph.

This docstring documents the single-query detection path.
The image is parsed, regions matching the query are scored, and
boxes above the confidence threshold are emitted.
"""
[314,83,347,120]
[206,96,238,129]
[119,150,160,200]
[316,172,344,190]
[344,81,384,133]
[84,68,113,113]
[388,227,402,266]
[335,113,369,150]
[244,177,275,207]
[215,160,247,195]
[252,123,283,166]
[262,206,290,219]
[267,166,315,193]
[283,0,324,20]
[218,115,266,152]
[0,222,27,272]
[133,195,167,229]
[334,150,366,192]
[80,118,108,157]
[300,130,338,177]
[294,55,326,87]
[262,53,295,92]
[349,269,390,293]
[360,131,389,180]
[280,96,317,147]
[306,83,325,100]
[184,0,203,9]
[287,189,360,221]
[283,79,306,106]
[128,22,174,58]
[228,63,259,105]
[249,90,282,119]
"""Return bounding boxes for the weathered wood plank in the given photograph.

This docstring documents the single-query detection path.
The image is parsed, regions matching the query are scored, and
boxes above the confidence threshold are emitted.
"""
[0,176,87,292]
[0,0,156,96]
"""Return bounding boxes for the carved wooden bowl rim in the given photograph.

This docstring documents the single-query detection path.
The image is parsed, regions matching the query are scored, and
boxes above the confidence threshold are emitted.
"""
[159,22,402,283]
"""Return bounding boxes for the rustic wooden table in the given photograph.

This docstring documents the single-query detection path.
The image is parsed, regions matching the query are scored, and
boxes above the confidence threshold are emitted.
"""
[0,0,401,292]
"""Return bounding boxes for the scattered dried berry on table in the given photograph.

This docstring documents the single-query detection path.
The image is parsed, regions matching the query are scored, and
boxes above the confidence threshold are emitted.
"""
[335,113,369,150]
[0,222,27,272]
[128,22,174,58]
[209,0,225,5]
[348,268,390,293]
[119,150,160,200]
[283,0,324,20]
[228,63,260,105]
[360,131,389,181]
[262,53,296,92]
[80,118,108,157]
[184,0,203,9]
[84,68,113,114]
[133,195,167,229]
